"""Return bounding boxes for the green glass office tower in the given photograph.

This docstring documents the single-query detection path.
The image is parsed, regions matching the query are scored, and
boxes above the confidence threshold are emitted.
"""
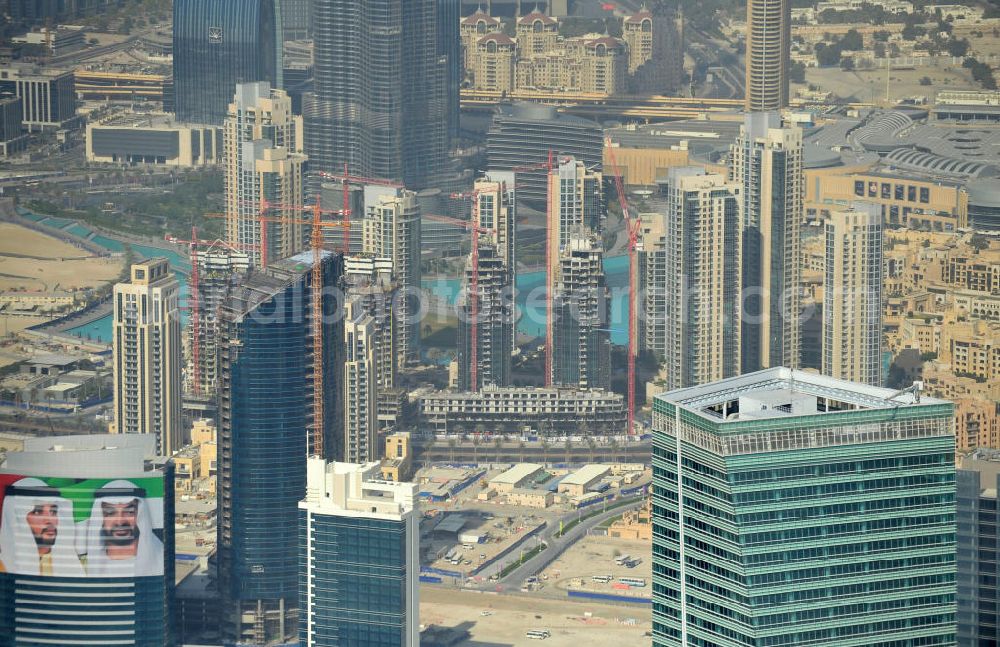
[652,368,957,646]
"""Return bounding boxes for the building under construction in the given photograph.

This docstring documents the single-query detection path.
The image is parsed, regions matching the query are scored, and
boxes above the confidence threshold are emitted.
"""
[551,233,611,391]
[215,250,344,645]
[457,242,514,391]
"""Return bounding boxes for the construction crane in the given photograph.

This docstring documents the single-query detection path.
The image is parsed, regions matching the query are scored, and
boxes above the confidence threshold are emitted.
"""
[512,152,556,386]
[604,137,639,437]
[314,167,405,254]
[223,197,351,267]
[207,199,350,457]
[164,230,258,398]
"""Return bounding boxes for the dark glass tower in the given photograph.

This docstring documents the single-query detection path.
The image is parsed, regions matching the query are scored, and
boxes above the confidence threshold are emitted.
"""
[216,252,344,645]
[306,0,447,188]
[437,0,462,143]
[173,0,280,125]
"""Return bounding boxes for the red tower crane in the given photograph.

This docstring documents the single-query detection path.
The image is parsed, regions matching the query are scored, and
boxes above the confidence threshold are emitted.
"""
[604,137,639,436]
[208,198,350,456]
[164,230,259,398]
[512,152,556,386]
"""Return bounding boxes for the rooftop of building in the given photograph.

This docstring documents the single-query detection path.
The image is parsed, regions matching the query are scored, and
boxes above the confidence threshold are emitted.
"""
[420,385,624,402]
[657,367,951,424]
[224,250,335,317]
[560,464,611,486]
[463,10,501,26]
[518,10,557,25]
[493,101,602,129]
[0,433,161,478]
[490,463,545,485]
[92,111,199,130]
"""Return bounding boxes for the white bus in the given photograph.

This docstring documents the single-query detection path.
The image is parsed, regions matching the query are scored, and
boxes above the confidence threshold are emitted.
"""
[614,554,631,566]
[526,630,551,640]
[618,576,646,588]
[591,574,613,583]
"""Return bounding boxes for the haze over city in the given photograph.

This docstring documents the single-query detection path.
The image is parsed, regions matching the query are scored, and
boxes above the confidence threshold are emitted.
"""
[0,0,998,645]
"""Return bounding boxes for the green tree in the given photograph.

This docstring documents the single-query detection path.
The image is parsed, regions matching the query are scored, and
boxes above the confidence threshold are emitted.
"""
[840,29,864,51]
[947,38,969,57]
[840,56,856,71]
[790,61,807,83]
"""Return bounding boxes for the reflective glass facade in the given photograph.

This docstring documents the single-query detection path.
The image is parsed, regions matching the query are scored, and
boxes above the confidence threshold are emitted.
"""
[299,512,410,646]
[307,0,447,188]
[652,375,957,647]
[957,467,999,645]
[173,0,279,125]
[217,253,343,643]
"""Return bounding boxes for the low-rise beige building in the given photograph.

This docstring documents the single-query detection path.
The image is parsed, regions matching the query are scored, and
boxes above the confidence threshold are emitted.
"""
[506,488,554,508]
[558,464,611,496]
[474,33,517,93]
[489,463,546,493]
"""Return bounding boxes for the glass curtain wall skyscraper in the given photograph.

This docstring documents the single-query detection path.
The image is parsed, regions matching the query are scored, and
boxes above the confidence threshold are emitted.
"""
[437,0,462,143]
[173,0,280,125]
[307,0,447,188]
[652,369,957,646]
[216,252,344,645]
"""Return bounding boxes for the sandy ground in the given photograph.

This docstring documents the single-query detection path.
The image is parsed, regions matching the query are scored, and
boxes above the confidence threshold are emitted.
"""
[0,224,90,258]
[420,586,650,647]
[0,223,123,292]
[804,62,977,104]
[544,536,652,599]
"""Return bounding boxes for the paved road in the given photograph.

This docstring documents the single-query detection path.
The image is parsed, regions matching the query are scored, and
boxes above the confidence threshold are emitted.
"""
[469,498,646,591]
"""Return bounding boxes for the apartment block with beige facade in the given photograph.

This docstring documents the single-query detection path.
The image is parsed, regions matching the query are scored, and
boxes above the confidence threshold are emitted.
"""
[224,82,306,269]
[112,258,182,456]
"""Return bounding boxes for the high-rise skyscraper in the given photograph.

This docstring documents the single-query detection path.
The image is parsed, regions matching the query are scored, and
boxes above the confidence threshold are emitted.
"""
[184,243,250,401]
[745,0,791,110]
[112,258,182,456]
[956,449,1000,647]
[437,0,462,143]
[552,234,611,390]
[306,0,447,188]
[458,242,515,391]
[637,210,668,363]
[216,251,343,645]
[173,0,280,125]
[822,202,883,386]
[298,459,419,647]
[224,82,307,269]
[456,174,517,391]
[547,157,603,282]
[362,188,422,366]
[957,450,1000,646]
[730,112,803,373]
[342,257,398,465]
[652,368,956,646]
[279,0,311,41]
[475,174,516,279]
[0,434,174,647]
[659,167,742,390]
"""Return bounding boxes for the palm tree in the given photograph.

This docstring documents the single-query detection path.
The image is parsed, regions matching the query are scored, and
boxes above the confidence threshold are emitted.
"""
[518,440,527,463]
[448,438,457,463]
[609,437,620,464]
[494,436,504,462]
[564,439,572,466]
[586,437,598,464]
[472,436,481,465]
[541,439,551,466]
